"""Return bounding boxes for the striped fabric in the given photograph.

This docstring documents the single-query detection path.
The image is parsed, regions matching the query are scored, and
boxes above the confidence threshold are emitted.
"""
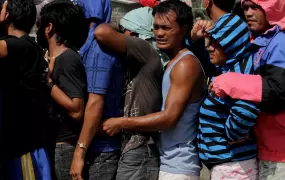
[198,14,260,165]
[7,148,52,180]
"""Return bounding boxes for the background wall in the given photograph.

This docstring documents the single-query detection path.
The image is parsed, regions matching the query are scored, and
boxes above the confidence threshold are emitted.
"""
[111,0,208,25]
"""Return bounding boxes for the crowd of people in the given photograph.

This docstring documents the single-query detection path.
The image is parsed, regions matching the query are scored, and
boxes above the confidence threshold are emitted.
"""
[0,0,284,180]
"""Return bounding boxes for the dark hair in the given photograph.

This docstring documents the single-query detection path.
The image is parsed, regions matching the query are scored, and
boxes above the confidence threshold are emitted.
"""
[153,0,193,29]
[233,1,246,21]
[1,0,36,33]
[37,0,89,48]
[213,0,236,13]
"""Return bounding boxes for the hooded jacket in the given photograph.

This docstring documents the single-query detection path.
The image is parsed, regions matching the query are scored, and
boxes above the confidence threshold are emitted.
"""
[198,13,260,165]
[212,0,285,162]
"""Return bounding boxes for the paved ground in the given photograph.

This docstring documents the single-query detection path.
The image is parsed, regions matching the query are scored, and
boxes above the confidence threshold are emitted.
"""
[200,164,210,180]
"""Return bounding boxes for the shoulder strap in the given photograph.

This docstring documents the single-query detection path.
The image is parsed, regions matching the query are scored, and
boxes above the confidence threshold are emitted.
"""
[166,51,194,72]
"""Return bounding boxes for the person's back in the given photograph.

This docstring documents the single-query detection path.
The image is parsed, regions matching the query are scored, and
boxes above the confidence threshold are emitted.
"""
[70,1,125,179]
[0,34,48,158]
[91,6,163,180]
[0,0,52,179]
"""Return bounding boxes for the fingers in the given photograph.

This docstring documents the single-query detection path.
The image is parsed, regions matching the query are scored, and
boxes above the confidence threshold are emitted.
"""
[105,128,120,136]
[208,82,218,98]
[70,169,83,180]
[208,82,213,92]
[0,1,7,22]
[70,171,77,180]
[196,20,213,32]
[191,20,213,41]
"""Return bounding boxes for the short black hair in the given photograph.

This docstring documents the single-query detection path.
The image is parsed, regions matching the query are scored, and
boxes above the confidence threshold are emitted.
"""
[233,1,245,21]
[213,0,236,13]
[153,0,193,29]
[37,0,88,48]
[1,0,36,33]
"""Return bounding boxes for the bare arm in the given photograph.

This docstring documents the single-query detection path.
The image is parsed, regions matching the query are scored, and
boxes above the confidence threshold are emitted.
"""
[47,53,85,120]
[94,23,127,54]
[0,40,8,58]
[73,93,104,154]
[49,81,84,121]
[103,55,203,135]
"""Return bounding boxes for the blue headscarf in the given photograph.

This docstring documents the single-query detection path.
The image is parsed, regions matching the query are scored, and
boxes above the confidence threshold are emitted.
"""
[75,0,112,55]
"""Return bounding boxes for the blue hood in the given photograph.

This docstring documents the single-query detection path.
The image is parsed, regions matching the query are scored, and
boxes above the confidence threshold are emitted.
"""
[208,13,251,71]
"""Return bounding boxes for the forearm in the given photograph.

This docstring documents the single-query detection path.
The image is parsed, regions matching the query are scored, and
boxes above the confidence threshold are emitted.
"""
[50,85,79,113]
[261,76,285,108]
[77,99,104,148]
[123,111,175,132]
[225,101,259,142]
[213,73,262,102]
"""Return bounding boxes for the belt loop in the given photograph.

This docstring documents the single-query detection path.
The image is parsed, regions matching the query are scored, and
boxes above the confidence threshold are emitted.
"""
[147,144,152,158]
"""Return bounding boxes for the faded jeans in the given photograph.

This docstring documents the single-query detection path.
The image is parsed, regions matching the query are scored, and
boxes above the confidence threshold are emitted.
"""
[116,144,160,180]
[84,151,120,180]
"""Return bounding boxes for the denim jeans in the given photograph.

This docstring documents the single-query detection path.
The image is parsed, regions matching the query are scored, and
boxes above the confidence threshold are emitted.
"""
[84,151,120,180]
[54,144,75,180]
[116,144,160,180]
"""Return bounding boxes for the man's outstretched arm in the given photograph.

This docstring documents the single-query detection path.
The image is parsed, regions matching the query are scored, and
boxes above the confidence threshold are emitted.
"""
[103,55,203,136]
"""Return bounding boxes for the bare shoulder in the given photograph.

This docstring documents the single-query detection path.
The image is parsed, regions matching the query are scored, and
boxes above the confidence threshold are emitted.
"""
[0,40,8,58]
[171,54,203,79]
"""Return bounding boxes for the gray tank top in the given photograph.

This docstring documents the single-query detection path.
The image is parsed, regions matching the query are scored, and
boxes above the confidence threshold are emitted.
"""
[159,50,205,175]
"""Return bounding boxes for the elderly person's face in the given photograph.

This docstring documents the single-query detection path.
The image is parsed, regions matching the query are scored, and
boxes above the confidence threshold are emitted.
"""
[242,0,271,35]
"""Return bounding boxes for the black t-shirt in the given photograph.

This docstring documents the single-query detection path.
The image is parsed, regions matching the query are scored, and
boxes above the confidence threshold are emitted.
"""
[51,49,86,143]
[0,35,50,158]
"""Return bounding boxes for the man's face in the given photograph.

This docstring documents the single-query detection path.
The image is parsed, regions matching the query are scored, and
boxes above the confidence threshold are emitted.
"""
[205,36,227,66]
[153,11,187,50]
[242,0,270,35]
[36,20,49,49]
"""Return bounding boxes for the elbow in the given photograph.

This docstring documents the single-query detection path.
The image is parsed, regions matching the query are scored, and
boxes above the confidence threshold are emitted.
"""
[70,111,83,121]
[160,110,182,130]
[94,24,109,42]
[162,113,178,130]
[164,120,176,130]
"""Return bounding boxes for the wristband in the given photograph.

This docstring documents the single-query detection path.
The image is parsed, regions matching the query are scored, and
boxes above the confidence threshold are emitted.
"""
[46,81,55,91]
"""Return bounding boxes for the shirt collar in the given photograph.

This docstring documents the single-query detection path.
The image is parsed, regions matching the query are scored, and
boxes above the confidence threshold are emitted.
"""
[252,25,280,47]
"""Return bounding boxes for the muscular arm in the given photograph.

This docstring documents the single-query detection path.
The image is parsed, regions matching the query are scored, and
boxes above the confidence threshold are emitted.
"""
[103,55,204,134]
